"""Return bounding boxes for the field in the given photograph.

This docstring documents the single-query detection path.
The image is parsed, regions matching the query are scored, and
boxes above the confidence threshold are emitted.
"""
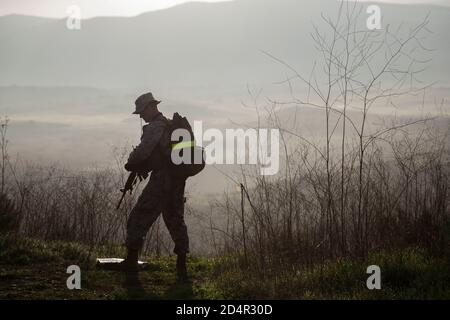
[1,235,449,300]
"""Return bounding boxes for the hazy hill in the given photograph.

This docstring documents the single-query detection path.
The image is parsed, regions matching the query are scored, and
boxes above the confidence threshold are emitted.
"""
[1,0,449,89]
[0,0,449,196]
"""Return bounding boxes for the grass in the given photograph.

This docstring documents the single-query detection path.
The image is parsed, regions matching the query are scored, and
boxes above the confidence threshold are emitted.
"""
[1,234,449,299]
[213,248,450,299]
[0,234,224,299]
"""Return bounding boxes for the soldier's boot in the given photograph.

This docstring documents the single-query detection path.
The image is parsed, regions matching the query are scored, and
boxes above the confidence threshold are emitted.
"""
[118,240,142,272]
[116,249,139,272]
[176,253,188,282]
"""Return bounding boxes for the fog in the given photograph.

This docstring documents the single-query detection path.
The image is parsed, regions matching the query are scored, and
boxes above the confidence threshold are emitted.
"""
[1,0,449,198]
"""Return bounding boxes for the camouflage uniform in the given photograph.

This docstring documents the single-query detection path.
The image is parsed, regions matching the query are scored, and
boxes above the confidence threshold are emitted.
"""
[125,113,189,255]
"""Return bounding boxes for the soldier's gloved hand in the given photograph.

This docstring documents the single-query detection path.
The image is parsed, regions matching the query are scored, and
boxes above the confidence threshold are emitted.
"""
[137,172,149,181]
[124,162,133,172]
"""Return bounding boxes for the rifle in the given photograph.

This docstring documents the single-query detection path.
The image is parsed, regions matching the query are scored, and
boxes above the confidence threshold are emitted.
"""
[116,172,137,210]
[117,171,151,210]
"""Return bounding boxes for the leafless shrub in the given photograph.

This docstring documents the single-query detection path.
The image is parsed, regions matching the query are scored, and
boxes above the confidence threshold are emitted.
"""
[208,1,450,274]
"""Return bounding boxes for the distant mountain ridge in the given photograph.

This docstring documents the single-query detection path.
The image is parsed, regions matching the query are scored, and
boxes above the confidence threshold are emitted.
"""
[1,0,449,89]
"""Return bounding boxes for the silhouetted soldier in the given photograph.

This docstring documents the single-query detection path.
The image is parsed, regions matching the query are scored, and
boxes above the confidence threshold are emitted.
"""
[119,92,189,280]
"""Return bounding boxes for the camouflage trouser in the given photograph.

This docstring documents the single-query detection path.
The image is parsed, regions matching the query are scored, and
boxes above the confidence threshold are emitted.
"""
[125,169,188,255]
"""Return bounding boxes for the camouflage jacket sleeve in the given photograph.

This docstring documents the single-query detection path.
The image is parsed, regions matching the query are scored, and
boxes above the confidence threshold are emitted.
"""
[126,120,166,170]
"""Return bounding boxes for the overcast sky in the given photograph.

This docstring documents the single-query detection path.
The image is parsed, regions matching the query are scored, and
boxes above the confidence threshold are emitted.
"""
[0,0,449,18]
[0,0,231,19]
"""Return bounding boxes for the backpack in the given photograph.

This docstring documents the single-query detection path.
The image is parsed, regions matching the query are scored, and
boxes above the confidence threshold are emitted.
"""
[162,112,206,178]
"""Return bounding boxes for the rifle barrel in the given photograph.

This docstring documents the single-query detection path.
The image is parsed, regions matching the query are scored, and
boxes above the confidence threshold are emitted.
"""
[116,171,138,210]
[116,192,126,210]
